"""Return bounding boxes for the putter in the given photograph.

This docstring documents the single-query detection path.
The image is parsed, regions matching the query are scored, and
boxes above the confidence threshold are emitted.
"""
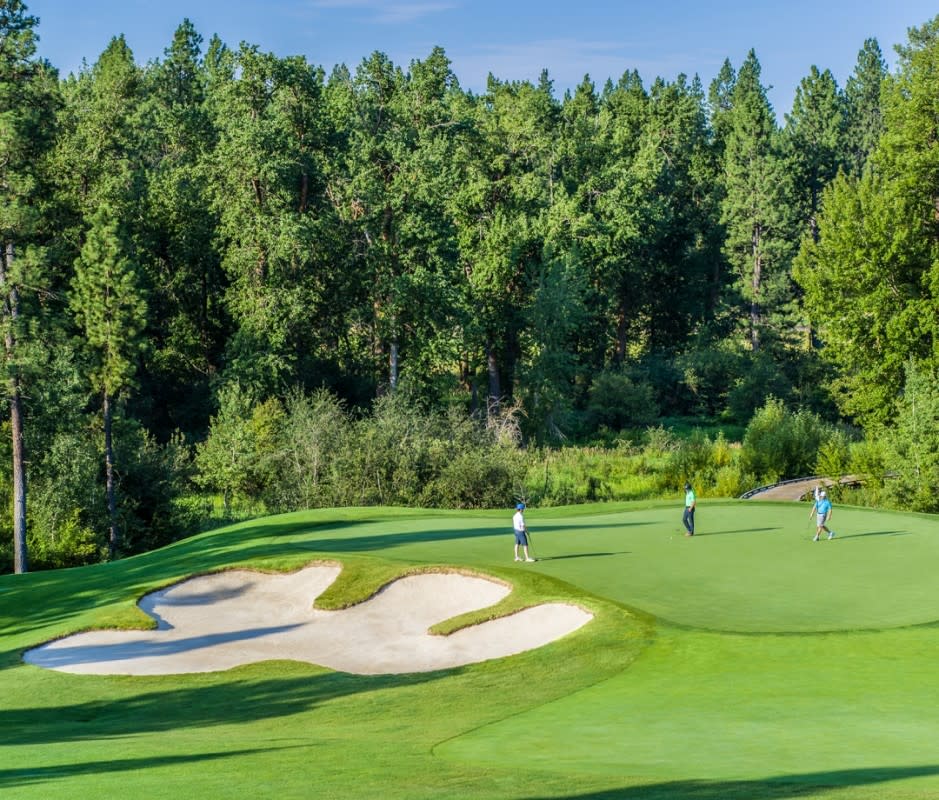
[526,528,536,560]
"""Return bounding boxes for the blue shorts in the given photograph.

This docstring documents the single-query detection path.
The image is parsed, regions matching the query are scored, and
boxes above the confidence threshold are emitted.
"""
[514,530,528,545]
[816,514,827,526]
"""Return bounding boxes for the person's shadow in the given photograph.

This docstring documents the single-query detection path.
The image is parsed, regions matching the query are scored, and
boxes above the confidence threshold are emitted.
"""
[534,551,628,561]
[691,527,780,536]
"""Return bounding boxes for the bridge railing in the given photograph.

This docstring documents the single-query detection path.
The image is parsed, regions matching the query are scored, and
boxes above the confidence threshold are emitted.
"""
[740,473,878,500]
[739,476,823,500]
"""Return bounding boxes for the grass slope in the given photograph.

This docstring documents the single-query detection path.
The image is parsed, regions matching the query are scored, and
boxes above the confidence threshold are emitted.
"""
[2,501,939,799]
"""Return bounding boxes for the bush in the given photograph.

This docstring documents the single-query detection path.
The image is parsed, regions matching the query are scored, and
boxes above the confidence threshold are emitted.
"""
[882,363,939,512]
[263,388,348,511]
[586,370,659,431]
[27,509,100,570]
[654,428,746,497]
[114,424,194,555]
[422,448,525,509]
[740,398,833,483]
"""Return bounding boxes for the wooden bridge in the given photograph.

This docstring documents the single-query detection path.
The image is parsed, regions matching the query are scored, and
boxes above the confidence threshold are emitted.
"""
[741,475,864,501]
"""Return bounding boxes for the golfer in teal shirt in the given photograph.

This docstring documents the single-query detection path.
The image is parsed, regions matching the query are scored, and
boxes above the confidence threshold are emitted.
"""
[810,490,835,541]
[683,483,696,536]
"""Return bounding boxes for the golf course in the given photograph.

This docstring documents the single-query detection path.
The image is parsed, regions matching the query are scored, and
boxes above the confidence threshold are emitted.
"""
[3,500,939,799]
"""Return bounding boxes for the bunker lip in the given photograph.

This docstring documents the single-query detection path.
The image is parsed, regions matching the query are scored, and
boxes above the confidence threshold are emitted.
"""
[23,566,593,676]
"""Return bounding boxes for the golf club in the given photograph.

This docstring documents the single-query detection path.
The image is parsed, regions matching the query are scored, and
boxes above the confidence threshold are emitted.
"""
[526,526,536,560]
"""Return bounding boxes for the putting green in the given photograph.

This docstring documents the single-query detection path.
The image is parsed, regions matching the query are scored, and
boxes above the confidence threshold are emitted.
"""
[254,501,939,632]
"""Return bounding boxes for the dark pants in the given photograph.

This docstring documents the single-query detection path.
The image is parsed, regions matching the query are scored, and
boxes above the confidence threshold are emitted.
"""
[683,507,695,534]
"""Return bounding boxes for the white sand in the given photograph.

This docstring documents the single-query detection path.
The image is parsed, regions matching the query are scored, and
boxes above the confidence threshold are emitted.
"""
[23,566,593,676]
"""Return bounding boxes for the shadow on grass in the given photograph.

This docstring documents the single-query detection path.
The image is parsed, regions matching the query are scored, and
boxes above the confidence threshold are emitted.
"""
[692,527,781,537]
[0,515,651,643]
[0,747,293,789]
[533,552,629,561]
[521,764,939,798]
[837,530,907,540]
[0,669,440,747]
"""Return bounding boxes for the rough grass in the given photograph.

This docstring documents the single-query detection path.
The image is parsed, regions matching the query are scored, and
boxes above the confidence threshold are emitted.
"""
[2,501,939,799]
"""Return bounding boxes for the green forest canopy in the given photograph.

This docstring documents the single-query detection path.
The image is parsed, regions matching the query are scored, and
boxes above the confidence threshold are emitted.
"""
[1,0,939,571]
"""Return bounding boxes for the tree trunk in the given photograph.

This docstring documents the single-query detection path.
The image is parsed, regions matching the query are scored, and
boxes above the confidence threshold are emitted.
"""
[486,339,501,414]
[750,226,762,352]
[104,390,119,560]
[10,380,26,573]
[1,242,27,573]
[389,339,399,391]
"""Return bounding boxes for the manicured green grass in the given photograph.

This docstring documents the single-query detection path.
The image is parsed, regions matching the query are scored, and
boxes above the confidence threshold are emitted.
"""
[2,501,939,799]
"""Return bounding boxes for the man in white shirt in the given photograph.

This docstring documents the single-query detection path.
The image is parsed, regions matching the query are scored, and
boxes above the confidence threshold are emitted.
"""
[513,503,535,562]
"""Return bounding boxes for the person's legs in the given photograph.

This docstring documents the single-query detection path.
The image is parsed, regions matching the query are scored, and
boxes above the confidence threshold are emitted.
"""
[683,507,695,535]
[521,533,535,561]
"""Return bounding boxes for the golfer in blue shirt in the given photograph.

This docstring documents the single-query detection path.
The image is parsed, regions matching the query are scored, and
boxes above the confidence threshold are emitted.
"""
[810,490,835,541]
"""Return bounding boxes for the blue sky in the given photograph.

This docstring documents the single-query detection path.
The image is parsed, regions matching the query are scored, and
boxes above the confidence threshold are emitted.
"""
[28,1,939,118]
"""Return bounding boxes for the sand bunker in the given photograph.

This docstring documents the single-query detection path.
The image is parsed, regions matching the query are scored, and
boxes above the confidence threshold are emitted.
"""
[24,566,593,675]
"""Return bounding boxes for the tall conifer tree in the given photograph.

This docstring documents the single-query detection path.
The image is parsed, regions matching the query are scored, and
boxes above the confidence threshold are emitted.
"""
[71,205,147,559]
[784,66,847,242]
[844,38,887,176]
[719,51,795,351]
[0,0,58,572]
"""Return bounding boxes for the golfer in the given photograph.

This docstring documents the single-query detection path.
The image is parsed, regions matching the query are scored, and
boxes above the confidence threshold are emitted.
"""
[682,482,696,536]
[513,503,535,562]
[810,489,835,541]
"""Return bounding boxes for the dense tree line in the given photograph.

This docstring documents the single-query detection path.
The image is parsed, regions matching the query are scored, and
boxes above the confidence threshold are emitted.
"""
[2,0,938,571]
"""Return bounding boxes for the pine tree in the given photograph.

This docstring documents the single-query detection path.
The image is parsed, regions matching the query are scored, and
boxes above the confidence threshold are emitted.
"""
[784,66,847,242]
[138,20,225,439]
[71,205,148,559]
[0,0,59,572]
[719,51,796,351]
[844,38,887,176]
[450,72,558,413]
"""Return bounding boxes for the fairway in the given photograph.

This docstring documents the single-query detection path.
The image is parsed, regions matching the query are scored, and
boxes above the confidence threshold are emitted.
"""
[3,500,939,799]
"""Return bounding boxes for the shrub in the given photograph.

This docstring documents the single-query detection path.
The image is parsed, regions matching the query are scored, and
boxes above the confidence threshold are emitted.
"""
[882,363,939,512]
[586,370,659,431]
[27,509,100,570]
[422,448,525,509]
[264,388,347,510]
[740,398,832,483]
